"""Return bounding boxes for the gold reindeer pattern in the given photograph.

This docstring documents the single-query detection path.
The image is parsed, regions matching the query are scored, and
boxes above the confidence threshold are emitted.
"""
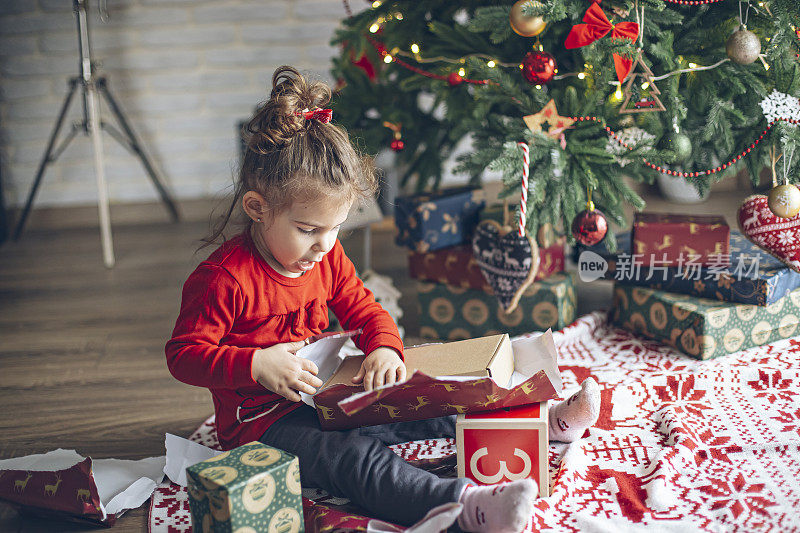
[374,403,402,419]
[43,474,62,497]
[14,472,32,493]
[407,396,430,411]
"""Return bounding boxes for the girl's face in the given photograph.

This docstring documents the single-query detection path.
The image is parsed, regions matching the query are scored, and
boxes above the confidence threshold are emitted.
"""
[251,195,352,278]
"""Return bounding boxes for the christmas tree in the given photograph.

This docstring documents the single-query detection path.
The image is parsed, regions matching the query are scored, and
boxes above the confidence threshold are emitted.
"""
[331,0,800,249]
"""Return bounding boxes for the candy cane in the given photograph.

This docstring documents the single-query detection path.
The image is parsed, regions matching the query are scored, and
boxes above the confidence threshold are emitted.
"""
[517,142,529,237]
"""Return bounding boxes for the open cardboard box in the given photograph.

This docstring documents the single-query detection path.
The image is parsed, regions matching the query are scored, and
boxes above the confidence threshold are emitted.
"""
[297,331,563,430]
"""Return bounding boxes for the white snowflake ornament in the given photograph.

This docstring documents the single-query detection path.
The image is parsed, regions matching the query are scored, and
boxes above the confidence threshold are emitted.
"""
[606,127,655,167]
[759,90,800,125]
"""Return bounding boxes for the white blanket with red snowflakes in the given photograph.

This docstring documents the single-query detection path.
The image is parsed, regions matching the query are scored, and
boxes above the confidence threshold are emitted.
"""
[150,311,800,532]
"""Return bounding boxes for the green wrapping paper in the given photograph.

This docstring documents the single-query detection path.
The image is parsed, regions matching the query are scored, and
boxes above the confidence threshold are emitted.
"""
[416,272,577,340]
[612,283,800,360]
[186,442,303,533]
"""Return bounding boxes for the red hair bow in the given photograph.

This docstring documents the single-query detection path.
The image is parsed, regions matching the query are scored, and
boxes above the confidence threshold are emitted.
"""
[564,3,639,83]
[300,108,333,123]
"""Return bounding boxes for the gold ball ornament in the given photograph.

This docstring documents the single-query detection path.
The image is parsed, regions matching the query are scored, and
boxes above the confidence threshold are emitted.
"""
[509,0,547,37]
[767,184,800,219]
[726,26,761,65]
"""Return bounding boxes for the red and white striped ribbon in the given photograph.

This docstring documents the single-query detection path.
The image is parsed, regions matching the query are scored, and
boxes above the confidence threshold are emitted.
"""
[517,142,529,237]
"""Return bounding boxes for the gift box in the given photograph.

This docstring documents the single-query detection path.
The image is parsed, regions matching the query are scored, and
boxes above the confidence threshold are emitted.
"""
[586,231,800,306]
[394,186,486,253]
[416,272,576,341]
[299,331,563,430]
[632,213,730,266]
[456,402,549,497]
[612,283,800,360]
[408,238,565,289]
[186,442,303,533]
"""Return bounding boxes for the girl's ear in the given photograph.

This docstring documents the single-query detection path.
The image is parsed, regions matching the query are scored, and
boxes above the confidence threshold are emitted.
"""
[242,191,267,222]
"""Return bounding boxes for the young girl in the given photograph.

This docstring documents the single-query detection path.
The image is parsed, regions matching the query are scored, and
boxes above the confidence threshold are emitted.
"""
[166,66,599,532]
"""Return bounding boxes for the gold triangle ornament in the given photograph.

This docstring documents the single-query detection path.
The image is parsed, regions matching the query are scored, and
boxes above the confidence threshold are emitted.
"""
[619,53,666,114]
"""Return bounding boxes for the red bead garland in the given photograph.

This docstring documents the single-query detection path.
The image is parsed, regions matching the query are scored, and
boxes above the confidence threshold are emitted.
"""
[663,0,726,4]
[578,116,800,178]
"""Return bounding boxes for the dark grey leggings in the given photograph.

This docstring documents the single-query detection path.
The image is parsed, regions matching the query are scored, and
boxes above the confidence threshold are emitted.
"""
[260,405,469,526]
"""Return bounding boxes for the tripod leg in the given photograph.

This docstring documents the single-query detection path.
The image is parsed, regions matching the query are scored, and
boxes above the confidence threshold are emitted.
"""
[97,78,180,222]
[87,81,115,268]
[13,79,80,240]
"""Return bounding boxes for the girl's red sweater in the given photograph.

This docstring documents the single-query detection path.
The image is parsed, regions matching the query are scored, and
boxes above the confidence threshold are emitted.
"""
[165,232,403,449]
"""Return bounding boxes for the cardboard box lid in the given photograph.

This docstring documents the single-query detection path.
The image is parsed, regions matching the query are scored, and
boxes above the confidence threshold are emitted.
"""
[404,334,514,384]
[320,334,514,392]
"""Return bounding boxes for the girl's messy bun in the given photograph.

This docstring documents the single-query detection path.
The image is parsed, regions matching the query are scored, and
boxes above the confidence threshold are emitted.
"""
[247,66,332,151]
[201,66,377,248]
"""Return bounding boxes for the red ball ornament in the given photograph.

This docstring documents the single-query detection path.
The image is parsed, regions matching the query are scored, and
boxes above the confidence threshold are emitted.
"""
[447,72,464,86]
[571,208,608,246]
[390,139,405,151]
[521,51,556,85]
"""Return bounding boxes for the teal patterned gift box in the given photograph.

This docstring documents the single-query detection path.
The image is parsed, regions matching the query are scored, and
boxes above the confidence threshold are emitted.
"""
[612,283,800,360]
[186,442,303,533]
[417,272,577,340]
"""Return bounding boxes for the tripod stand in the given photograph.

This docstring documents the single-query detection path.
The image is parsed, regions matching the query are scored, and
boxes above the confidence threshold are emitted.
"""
[13,0,179,267]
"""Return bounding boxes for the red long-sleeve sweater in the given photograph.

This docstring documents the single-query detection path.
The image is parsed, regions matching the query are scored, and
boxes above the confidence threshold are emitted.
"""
[165,232,404,450]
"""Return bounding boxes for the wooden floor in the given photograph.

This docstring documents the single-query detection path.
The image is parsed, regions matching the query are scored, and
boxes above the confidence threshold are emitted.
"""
[0,188,747,532]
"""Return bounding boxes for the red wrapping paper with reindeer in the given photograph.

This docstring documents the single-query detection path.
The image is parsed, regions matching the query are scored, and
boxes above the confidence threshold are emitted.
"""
[0,449,165,526]
[297,331,562,431]
[632,212,730,266]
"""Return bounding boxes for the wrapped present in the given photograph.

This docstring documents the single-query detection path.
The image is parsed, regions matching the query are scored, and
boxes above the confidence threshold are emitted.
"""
[586,231,800,306]
[394,187,486,253]
[632,213,730,266]
[612,283,800,360]
[187,442,303,533]
[307,332,563,430]
[416,272,576,341]
[456,402,549,497]
[408,238,565,289]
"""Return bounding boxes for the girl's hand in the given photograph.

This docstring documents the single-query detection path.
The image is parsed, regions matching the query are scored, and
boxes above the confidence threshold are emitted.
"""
[251,341,324,402]
[351,347,407,391]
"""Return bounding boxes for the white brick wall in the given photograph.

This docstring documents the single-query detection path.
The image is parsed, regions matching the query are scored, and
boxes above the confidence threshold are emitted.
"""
[0,0,350,208]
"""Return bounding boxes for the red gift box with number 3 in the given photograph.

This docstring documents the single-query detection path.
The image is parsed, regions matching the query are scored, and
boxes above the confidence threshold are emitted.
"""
[456,402,549,497]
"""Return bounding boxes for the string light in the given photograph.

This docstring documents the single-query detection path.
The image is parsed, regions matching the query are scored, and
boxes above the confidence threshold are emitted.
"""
[487,60,496,68]
[458,67,466,76]
[688,62,698,68]
[369,23,380,33]
[371,0,381,7]
[641,81,650,90]
[384,54,393,63]
[577,72,586,79]
[410,43,419,54]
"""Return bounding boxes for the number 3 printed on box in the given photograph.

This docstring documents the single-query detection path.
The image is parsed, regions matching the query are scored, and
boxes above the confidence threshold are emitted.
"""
[469,447,532,484]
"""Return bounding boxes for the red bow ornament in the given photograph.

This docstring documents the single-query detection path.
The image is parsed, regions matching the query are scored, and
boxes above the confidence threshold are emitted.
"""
[564,3,639,83]
[300,108,333,123]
